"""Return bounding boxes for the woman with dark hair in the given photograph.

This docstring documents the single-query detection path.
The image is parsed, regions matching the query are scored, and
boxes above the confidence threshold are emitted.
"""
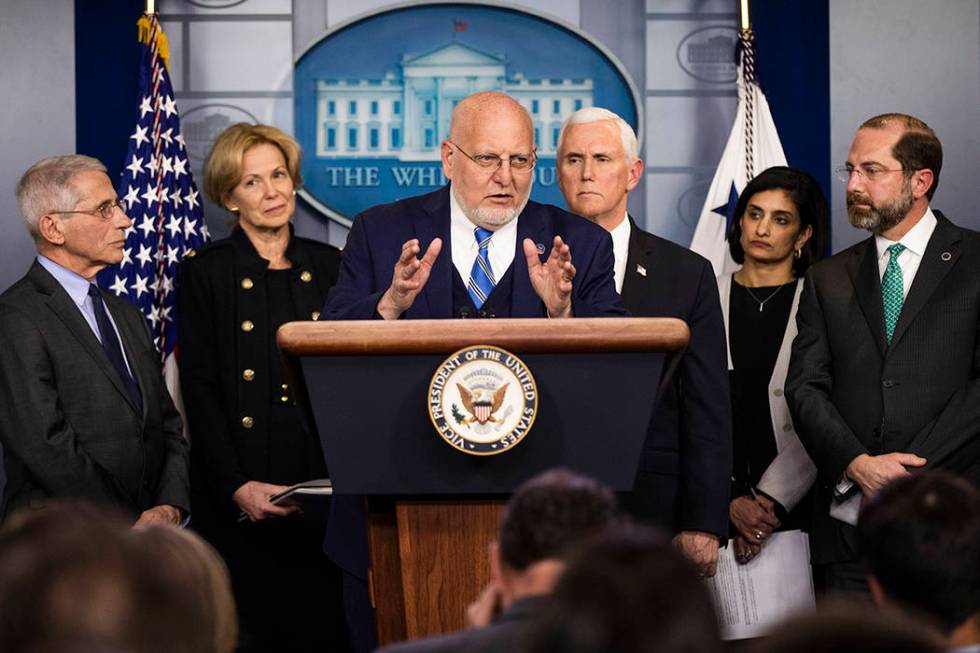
[178,123,348,651]
[719,166,829,565]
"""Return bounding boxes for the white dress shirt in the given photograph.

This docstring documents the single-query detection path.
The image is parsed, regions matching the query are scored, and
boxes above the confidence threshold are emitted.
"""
[449,187,518,286]
[874,206,938,292]
[609,214,631,294]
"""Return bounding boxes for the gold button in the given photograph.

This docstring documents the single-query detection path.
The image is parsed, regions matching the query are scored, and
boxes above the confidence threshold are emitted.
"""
[281,383,288,390]
[280,395,289,403]
[242,369,255,381]
[185,249,196,258]
[300,270,312,283]
[311,311,321,320]
[241,277,254,290]
[241,416,254,428]
[241,320,254,332]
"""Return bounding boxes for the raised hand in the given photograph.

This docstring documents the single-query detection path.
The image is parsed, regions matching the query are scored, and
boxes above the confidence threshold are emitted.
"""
[377,237,443,320]
[523,236,575,318]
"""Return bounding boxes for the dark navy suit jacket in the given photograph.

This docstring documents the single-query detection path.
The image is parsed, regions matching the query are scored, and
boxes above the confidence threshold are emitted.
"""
[619,220,732,539]
[323,185,626,320]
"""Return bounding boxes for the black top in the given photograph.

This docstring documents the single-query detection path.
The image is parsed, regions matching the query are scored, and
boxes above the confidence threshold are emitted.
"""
[265,269,327,485]
[729,279,795,507]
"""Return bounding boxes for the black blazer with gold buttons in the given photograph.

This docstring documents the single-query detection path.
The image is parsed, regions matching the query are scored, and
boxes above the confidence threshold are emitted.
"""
[177,226,341,512]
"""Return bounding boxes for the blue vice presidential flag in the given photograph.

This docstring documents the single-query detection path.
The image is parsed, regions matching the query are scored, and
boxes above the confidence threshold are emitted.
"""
[97,13,209,372]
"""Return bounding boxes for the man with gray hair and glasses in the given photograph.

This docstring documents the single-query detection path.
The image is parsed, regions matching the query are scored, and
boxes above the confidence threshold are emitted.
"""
[0,155,189,525]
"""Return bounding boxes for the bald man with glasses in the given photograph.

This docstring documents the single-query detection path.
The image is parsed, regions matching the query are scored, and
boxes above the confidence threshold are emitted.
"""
[0,155,189,524]
[323,91,626,321]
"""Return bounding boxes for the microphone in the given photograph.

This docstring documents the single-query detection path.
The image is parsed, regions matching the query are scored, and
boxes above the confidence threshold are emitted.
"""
[457,306,472,319]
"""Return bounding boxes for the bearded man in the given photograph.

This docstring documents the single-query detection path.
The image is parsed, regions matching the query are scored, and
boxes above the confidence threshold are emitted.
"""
[785,113,980,594]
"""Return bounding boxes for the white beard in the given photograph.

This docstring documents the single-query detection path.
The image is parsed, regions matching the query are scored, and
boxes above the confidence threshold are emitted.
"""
[452,182,532,230]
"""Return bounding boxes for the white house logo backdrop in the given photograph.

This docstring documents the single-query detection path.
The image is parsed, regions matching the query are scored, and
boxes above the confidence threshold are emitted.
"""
[294,4,640,224]
[428,346,538,456]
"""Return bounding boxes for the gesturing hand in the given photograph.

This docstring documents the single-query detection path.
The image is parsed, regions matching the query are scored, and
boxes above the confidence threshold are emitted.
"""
[377,238,443,320]
[523,236,575,318]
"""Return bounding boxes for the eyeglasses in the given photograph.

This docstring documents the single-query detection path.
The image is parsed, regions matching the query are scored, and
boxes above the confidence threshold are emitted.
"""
[49,198,127,221]
[834,165,907,183]
[449,141,536,172]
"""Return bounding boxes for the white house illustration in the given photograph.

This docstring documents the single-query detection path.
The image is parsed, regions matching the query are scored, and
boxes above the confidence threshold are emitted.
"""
[315,40,593,160]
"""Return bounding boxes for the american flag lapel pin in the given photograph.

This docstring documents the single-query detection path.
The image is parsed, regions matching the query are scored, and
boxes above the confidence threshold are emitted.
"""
[636,264,647,277]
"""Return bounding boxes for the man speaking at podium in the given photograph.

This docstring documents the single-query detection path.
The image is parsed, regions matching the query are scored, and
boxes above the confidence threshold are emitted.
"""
[323,91,626,321]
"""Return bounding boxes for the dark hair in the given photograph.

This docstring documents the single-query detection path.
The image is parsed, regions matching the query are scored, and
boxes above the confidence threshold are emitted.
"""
[727,166,829,276]
[753,602,943,653]
[858,470,980,635]
[860,113,942,200]
[527,528,721,653]
[498,468,621,571]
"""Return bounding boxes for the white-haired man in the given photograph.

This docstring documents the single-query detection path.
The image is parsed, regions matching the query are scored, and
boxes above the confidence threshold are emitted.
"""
[323,91,626,321]
[557,108,731,576]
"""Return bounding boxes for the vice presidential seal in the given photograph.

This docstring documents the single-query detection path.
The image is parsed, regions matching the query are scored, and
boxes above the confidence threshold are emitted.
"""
[428,346,538,456]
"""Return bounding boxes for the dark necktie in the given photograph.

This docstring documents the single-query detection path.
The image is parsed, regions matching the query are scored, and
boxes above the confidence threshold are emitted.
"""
[88,284,142,414]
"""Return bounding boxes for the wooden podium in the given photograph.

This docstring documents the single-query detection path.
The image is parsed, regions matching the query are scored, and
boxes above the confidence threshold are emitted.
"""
[278,317,688,645]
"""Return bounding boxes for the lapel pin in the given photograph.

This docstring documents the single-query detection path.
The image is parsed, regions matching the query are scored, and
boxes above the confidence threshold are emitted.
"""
[941,251,952,261]
[536,243,545,254]
[636,264,647,277]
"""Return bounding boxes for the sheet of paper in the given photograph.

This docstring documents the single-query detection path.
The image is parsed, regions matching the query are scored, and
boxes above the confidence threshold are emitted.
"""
[829,493,861,526]
[704,529,816,640]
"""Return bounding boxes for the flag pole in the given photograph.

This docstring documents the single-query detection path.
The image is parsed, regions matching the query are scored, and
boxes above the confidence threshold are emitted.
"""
[146,0,155,15]
[739,0,750,32]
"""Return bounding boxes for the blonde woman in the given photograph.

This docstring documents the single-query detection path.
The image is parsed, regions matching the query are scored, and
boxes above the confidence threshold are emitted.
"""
[177,123,347,650]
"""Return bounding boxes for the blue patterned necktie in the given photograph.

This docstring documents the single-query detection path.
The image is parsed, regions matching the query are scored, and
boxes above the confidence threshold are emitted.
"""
[88,284,142,413]
[467,227,496,309]
[882,243,907,344]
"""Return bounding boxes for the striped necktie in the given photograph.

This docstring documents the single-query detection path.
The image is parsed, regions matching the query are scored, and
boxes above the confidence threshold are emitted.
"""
[467,227,496,309]
[882,243,907,344]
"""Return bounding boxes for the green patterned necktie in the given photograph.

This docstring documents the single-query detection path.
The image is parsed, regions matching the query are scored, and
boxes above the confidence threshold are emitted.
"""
[882,243,907,344]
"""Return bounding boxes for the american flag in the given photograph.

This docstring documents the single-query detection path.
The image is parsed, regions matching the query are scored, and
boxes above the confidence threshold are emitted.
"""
[97,13,209,381]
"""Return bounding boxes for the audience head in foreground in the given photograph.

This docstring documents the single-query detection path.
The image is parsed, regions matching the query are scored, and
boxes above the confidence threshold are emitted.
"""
[491,467,625,609]
[377,468,624,653]
[754,602,943,653]
[527,527,721,653]
[859,470,980,650]
[0,502,236,653]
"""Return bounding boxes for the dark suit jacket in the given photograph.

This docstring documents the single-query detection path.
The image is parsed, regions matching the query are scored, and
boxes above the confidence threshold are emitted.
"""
[0,261,189,520]
[377,594,548,653]
[323,185,626,319]
[619,221,732,538]
[786,212,980,564]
